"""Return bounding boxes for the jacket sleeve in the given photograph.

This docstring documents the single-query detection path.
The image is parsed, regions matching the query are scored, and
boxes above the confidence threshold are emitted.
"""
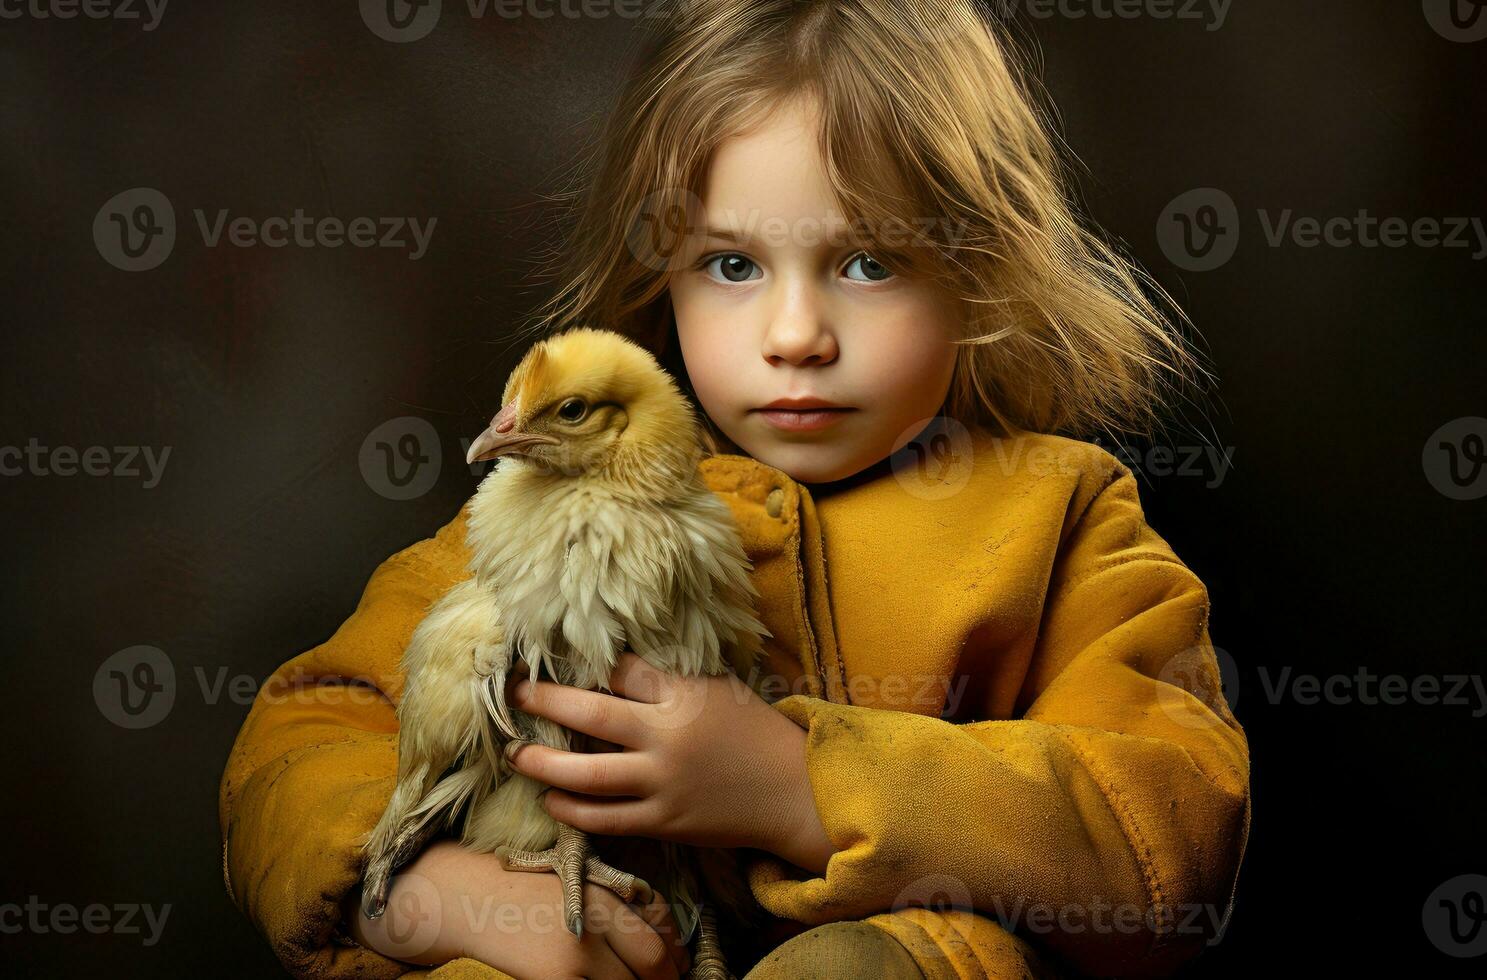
[217,504,473,980]
[743,466,1251,978]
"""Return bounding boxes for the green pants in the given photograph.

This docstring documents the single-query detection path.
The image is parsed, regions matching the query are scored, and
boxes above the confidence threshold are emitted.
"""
[741,921,925,979]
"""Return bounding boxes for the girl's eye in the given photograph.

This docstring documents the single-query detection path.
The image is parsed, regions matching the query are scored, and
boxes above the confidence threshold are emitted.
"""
[703,253,761,284]
[844,253,893,282]
[557,398,588,422]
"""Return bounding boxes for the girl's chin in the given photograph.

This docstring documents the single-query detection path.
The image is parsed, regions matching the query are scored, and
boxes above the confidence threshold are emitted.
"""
[744,444,877,485]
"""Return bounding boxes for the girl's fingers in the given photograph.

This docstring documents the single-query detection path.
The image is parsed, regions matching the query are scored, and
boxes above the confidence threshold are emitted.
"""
[539,790,661,838]
[512,678,644,746]
[605,891,688,980]
[589,940,643,980]
[634,891,692,978]
[505,742,649,797]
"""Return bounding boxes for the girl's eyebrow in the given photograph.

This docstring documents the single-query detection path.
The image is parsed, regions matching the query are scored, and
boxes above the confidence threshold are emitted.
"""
[701,226,748,244]
[695,224,850,249]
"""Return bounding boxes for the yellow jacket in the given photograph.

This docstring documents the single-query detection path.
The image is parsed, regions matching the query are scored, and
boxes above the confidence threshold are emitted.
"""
[219,428,1250,979]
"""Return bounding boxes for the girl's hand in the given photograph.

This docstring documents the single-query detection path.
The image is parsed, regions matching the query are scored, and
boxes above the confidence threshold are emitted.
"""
[506,653,836,873]
[343,839,692,979]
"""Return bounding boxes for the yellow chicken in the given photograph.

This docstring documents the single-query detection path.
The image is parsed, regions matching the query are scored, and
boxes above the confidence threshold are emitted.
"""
[361,327,771,977]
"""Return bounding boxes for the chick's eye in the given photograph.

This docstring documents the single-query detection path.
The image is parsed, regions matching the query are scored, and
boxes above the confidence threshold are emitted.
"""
[557,398,587,422]
[844,253,893,282]
[704,253,761,284]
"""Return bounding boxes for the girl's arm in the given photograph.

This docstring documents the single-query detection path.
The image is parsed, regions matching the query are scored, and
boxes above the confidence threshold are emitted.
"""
[336,842,488,967]
[338,839,692,977]
[220,504,694,978]
[217,504,475,978]
[740,462,1251,978]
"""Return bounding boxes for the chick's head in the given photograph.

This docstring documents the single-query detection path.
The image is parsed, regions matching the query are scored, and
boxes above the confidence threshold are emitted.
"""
[466,328,705,483]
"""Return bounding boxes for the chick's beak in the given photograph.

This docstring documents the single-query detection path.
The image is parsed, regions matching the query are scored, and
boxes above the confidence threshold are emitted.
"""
[466,402,559,464]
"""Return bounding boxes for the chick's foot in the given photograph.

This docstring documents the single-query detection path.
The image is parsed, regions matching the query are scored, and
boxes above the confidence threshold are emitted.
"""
[501,823,655,937]
[687,904,735,980]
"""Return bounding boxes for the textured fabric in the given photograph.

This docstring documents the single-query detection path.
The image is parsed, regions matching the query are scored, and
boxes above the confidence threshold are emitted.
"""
[741,920,924,980]
[219,428,1250,979]
[862,907,1064,980]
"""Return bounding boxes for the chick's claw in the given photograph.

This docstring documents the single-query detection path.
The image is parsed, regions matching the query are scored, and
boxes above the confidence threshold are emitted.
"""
[688,905,735,980]
[360,818,441,919]
[501,824,655,938]
[361,861,391,920]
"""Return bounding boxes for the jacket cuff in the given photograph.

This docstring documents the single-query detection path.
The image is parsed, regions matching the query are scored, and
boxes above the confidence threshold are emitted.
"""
[743,694,916,924]
[224,735,405,979]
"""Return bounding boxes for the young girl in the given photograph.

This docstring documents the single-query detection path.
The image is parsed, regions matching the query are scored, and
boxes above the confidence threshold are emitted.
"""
[219,2,1250,977]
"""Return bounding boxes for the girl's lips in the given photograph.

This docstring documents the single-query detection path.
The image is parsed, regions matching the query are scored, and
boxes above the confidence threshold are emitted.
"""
[754,408,855,432]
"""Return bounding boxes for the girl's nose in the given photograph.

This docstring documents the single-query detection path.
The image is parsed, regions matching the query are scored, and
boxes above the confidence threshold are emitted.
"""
[762,282,838,367]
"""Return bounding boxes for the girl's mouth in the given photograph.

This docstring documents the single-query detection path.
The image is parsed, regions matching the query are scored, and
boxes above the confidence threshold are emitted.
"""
[754,408,856,432]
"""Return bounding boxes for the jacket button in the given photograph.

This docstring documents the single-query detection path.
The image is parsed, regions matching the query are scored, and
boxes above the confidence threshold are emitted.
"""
[765,487,784,518]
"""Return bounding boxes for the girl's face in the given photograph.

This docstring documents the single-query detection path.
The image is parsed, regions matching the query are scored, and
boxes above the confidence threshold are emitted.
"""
[669,96,962,485]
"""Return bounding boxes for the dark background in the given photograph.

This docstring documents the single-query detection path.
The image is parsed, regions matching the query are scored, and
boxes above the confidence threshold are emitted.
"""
[2,0,1483,975]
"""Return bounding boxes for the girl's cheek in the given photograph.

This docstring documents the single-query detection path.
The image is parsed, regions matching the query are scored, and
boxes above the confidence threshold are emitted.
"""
[673,295,749,410]
[859,307,958,393]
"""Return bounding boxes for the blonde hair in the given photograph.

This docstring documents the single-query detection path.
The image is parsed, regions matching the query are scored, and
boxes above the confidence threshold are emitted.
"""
[523,0,1207,441]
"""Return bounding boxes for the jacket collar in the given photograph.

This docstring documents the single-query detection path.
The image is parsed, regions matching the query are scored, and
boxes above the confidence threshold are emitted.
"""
[699,454,848,706]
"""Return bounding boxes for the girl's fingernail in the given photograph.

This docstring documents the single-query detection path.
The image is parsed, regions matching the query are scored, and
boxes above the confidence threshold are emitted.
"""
[514,680,530,700]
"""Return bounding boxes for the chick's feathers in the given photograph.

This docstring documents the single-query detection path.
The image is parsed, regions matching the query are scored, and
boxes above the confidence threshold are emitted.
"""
[362,327,772,945]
